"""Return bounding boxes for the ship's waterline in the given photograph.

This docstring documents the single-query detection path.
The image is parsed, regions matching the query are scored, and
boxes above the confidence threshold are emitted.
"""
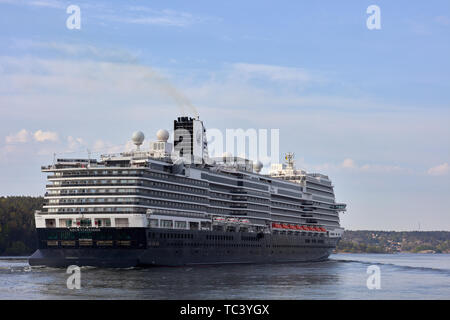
[29,116,346,267]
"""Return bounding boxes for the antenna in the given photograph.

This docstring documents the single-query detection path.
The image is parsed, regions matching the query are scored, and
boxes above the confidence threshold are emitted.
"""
[87,148,91,167]
[285,152,295,169]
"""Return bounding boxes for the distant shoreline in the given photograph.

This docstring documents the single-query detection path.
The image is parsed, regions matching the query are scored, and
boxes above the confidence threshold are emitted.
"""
[337,230,450,254]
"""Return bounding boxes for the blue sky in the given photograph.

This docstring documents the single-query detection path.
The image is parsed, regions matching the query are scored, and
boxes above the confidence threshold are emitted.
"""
[0,0,449,230]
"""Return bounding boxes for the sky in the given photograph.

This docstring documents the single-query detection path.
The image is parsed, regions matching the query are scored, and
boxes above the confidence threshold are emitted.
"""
[0,0,449,231]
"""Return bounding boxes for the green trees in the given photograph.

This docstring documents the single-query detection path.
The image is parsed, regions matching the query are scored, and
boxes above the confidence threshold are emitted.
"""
[337,230,450,253]
[0,196,43,256]
[337,240,386,253]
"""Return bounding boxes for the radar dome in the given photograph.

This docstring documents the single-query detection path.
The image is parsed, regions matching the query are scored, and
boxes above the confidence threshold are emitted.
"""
[156,129,169,142]
[253,161,263,173]
[132,131,145,147]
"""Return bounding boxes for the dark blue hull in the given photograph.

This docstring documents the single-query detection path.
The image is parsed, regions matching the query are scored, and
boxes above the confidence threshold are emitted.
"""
[28,227,338,267]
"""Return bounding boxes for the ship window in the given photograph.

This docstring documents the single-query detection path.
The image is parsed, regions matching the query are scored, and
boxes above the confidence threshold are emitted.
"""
[60,219,72,227]
[175,221,187,229]
[161,220,173,228]
[78,218,92,227]
[149,219,159,227]
[189,222,199,230]
[115,218,129,228]
[45,219,56,228]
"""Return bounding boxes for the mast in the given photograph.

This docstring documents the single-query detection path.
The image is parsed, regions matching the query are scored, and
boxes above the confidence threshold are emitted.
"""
[285,152,295,169]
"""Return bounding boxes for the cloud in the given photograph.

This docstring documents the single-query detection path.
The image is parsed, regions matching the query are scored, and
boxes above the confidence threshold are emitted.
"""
[0,53,448,177]
[435,16,450,26]
[5,129,59,144]
[18,41,140,63]
[359,163,406,173]
[341,158,356,169]
[33,130,59,142]
[5,129,30,143]
[306,157,409,174]
[0,55,198,118]
[28,0,65,8]
[341,158,406,173]
[0,0,66,9]
[97,7,206,28]
[91,139,133,154]
[0,1,211,28]
[427,163,449,176]
[66,136,85,152]
[231,63,312,83]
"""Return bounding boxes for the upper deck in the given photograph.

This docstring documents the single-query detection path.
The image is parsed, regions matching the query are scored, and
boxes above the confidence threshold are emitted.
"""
[38,117,346,236]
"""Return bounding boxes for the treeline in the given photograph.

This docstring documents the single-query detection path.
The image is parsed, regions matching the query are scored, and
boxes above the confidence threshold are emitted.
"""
[0,196,43,256]
[337,241,385,253]
[337,230,450,253]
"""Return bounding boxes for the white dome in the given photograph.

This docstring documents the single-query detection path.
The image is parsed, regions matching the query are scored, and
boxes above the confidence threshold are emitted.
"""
[253,160,263,173]
[156,129,169,142]
[132,131,145,146]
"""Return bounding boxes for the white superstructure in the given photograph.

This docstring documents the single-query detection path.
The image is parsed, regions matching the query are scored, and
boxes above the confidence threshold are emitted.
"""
[38,117,346,239]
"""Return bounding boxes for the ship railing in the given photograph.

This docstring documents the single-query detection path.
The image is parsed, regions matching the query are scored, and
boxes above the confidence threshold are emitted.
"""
[46,173,143,179]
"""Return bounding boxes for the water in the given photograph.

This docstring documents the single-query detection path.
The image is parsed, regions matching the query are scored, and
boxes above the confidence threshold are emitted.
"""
[0,254,449,299]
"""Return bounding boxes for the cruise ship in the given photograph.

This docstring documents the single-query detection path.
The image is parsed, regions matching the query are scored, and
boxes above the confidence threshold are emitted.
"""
[29,116,346,267]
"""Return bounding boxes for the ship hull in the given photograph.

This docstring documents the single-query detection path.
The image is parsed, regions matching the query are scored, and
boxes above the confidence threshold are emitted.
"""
[28,227,338,268]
